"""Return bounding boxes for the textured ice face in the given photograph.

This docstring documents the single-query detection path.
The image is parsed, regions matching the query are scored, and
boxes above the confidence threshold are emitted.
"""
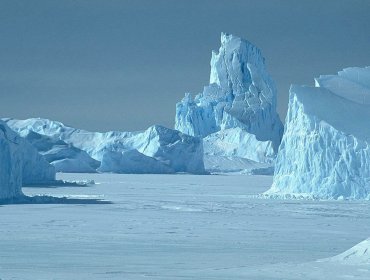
[268,67,370,199]
[4,118,206,174]
[0,121,22,199]
[175,33,283,155]
[0,120,55,199]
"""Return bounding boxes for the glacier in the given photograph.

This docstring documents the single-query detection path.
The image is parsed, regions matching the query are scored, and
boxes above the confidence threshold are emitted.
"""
[175,33,283,171]
[0,120,55,200]
[4,118,205,174]
[268,66,370,199]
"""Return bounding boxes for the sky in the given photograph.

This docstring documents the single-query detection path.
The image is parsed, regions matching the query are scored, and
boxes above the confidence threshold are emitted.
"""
[1,0,369,132]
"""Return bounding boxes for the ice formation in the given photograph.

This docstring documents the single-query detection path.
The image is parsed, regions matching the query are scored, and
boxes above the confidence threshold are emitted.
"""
[175,33,283,171]
[20,136,56,185]
[22,131,100,173]
[0,121,22,199]
[327,237,370,264]
[4,118,205,174]
[203,127,275,163]
[0,120,55,199]
[268,66,370,199]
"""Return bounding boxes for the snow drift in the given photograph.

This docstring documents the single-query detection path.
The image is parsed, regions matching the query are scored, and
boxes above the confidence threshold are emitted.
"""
[326,237,370,264]
[4,118,205,174]
[268,66,370,199]
[0,120,55,200]
[175,33,283,172]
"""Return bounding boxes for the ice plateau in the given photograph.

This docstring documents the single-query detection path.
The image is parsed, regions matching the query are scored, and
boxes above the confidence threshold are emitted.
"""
[268,66,370,199]
[175,33,283,172]
[0,120,55,199]
[4,118,205,174]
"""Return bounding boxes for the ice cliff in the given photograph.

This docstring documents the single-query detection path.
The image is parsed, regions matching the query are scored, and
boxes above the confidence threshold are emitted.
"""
[175,33,283,172]
[4,118,205,174]
[0,121,22,199]
[268,67,370,199]
[0,120,55,199]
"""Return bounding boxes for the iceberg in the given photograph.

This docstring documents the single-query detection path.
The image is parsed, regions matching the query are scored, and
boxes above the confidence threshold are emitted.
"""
[98,149,173,174]
[20,135,56,185]
[23,131,100,173]
[203,127,275,163]
[4,118,205,174]
[0,120,55,199]
[268,67,370,199]
[0,121,22,199]
[175,33,283,171]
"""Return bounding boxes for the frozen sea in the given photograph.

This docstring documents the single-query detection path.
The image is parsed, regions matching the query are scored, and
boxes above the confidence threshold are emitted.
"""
[1,173,370,279]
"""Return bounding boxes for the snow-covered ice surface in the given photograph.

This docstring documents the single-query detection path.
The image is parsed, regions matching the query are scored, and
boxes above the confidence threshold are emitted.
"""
[1,173,370,279]
[325,237,370,264]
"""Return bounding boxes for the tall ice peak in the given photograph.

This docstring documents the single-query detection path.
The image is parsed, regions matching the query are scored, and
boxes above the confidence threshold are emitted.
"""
[175,33,283,152]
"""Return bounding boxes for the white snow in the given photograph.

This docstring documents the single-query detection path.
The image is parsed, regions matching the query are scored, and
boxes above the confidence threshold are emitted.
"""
[4,118,205,174]
[325,237,370,264]
[0,173,369,279]
[175,33,283,171]
[268,66,370,199]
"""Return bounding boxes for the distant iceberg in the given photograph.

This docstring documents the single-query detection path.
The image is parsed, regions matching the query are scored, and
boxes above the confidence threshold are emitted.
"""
[175,33,283,172]
[267,67,370,199]
[4,118,206,174]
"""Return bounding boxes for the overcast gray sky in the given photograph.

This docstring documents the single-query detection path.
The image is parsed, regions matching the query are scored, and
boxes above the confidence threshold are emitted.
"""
[1,0,369,132]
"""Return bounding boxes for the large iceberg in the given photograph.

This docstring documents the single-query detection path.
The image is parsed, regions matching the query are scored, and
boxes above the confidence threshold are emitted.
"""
[0,121,22,199]
[0,120,55,200]
[268,67,370,199]
[4,118,205,174]
[175,33,283,171]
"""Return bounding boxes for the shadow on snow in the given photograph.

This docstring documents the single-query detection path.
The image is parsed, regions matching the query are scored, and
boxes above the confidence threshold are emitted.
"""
[0,195,112,205]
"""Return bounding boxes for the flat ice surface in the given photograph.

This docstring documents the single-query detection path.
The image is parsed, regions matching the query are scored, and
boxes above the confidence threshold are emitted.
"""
[1,173,370,279]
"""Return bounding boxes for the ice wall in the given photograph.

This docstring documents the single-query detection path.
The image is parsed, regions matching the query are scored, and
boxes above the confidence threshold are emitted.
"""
[268,67,370,199]
[0,120,56,199]
[0,122,22,199]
